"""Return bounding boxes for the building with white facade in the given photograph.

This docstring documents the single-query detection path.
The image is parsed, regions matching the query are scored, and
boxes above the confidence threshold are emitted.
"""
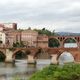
[0,31,6,46]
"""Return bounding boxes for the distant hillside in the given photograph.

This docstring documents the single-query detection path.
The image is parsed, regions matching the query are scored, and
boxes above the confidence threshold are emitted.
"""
[56,32,80,36]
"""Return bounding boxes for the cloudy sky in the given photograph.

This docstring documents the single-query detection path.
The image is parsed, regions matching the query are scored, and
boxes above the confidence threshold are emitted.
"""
[0,0,80,32]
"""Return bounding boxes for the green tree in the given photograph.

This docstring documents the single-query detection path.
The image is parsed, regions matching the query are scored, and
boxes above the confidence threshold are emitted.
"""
[19,41,25,47]
[64,38,76,43]
[13,41,25,47]
[33,28,56,36]
[49,38,60,47]
[27,27,31,30]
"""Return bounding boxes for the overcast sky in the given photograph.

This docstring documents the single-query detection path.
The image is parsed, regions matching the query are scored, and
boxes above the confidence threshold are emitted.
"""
[0,0,80,32]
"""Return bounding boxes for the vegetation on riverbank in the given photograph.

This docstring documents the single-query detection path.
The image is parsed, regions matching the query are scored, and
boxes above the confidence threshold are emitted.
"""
[29,63,80,80]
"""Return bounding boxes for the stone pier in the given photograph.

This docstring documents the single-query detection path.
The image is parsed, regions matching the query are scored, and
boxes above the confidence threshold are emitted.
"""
[5,49,13,63]
[27,55,36,64]
[51,54,58,64]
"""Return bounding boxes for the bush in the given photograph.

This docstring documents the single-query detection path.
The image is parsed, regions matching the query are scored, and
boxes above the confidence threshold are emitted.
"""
[29,64,80,80]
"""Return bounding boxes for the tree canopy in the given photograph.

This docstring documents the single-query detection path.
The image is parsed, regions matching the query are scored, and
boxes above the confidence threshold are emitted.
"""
[13,41,25,47]
[34,28,57,36]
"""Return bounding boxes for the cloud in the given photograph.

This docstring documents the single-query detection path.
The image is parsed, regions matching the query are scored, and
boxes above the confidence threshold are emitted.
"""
[0,0,80,32]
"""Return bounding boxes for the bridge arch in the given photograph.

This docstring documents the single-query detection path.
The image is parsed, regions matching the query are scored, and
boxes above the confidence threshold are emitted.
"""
[57,51,74,64]
[0,51,6,62]
[48,38,60,48]
[63,38,78,48]
[12,50,27,59]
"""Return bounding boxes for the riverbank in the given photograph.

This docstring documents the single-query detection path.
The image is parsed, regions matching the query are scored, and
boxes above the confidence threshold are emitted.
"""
[29,63,80,80]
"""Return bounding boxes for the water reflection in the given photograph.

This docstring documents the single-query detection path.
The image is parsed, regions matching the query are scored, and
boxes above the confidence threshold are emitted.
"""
[0,59,50,80]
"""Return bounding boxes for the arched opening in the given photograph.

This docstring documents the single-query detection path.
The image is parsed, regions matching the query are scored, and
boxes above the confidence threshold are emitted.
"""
[14,51,27,59]
[63,38,77,48]
[48,38,60,48]
[0,51,6,62]
[58,51,74,65]
[0,40,2,47]
[25,50,31,55]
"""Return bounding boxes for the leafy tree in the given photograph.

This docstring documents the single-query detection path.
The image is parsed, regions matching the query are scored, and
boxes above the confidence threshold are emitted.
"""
[27,27,31,30]
[49,38,60,47]
[19,41,25,47]
[42,28,45,31]
[33,28,56,36]
[64,38,76,43]
[13,41,25,47]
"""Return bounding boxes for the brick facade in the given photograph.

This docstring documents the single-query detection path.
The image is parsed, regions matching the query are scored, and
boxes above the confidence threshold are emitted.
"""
[0,23,17,31]
[21,30,38,47]
[36,35,48,48]
[4,30,48,48]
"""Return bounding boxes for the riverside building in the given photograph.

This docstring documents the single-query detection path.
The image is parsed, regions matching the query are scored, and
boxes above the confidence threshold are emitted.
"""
[0,23,48,48]
[0,23,17,31]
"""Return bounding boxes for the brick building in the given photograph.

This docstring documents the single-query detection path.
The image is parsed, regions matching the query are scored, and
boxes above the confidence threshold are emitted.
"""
[21,30,38,47]
[0,23,17,31]
[0,23,48,48]
[5,30,21,47]
[1,29,38,47]
[5,30,48,48]
[37,35,48,48]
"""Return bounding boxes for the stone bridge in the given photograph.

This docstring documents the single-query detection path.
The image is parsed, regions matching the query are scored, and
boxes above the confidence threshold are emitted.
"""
[0,35,80,64]
[0,47,80,64]
[48,36,80,48]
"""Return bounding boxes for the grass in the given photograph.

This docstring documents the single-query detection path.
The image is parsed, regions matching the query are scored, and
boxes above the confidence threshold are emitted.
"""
[29,63,80,80]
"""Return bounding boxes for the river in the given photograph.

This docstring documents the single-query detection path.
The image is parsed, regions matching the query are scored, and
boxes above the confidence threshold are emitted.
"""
[0,59,51,80]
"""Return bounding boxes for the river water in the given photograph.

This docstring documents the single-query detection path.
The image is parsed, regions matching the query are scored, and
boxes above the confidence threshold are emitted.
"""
[0,59,51,80]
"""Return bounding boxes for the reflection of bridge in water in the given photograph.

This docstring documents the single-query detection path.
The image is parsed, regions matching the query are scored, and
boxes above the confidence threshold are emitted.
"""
[0,36,80,64]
